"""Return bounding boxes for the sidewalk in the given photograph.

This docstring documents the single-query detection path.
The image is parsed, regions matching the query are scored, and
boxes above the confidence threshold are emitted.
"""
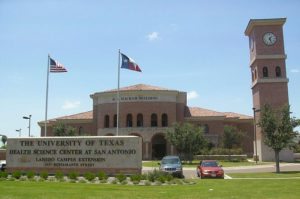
[143,162,300,172]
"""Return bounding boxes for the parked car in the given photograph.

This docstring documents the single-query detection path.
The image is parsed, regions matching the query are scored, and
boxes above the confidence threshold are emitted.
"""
[0,160,6,171]
[196,160,224,179]
[158,155,183,177]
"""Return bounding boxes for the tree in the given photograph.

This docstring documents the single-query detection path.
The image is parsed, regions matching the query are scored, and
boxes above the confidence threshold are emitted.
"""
[1,135,7,148]
[259,104,296,173]
[166,122,207,162]
[53,122,76,136]
[222,125,245,149]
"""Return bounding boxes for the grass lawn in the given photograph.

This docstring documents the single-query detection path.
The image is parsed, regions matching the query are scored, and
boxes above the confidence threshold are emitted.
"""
[143,160,271,168]
[1,179,300,199]
[228,171,300,178]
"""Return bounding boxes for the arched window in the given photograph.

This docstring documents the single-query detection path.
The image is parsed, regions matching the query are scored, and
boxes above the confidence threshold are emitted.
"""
[161,113,168,127]
[78,126,83,136]
[137,114,143,127]
[126,114,133,127]
[263,67,268,78]
[104,115,109,128]
[113,114,117,127]
[276,66,282,77]
[204,124,209,134]
[151,113,158,127]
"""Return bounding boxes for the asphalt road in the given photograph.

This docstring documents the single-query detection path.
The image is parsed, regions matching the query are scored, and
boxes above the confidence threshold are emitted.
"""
[143,163,300,179]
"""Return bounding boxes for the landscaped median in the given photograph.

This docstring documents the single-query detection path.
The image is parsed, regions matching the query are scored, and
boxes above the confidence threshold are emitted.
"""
[0,170,194,186]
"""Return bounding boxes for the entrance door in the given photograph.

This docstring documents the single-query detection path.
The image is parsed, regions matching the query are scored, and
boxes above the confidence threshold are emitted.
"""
[151,134,166,159]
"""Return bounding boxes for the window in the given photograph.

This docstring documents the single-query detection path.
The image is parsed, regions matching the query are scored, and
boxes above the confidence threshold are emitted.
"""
[126,114,133,127]
[104,115,109,128]
[161,113,168,127]
[151,113,158,127]
[78,126,83,136]
[137,114,143,127]
[254,69,257,80]
[276,66,281,77]
[113,114,117,127]
[204,124,209,134]
[263,67,268,78]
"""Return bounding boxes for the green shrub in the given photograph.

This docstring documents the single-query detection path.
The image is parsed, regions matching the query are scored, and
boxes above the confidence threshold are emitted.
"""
[147,169,165,182]
[130,174,141,182]
[116,173,126,182]
[12,171,22,179]
[0,171,8,178]
[157,176,166,183]
[26,171,35,179]
[84,172,95,181]
[132,180,140,185]
[40,171,49,180]
[144,180,151,186]
[68,171,79,180]
[141,174,147,180]
[164,173,174,181]
[55,171,64,180]
[121,180,128,185]
[97,171,108,180]
[210,148,243,155]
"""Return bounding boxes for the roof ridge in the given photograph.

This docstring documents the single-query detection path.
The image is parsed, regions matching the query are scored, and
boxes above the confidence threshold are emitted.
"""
[53,110,93,120]
[103,83,174,92]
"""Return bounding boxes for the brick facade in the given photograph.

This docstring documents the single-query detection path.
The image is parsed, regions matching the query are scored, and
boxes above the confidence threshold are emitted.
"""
[245,18,293,161]
[39,84,254,160]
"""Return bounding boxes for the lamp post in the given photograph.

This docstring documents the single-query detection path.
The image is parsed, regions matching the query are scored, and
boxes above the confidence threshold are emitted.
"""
[23,115,31,137]
[16,129,22,137]
[252,108,260,164]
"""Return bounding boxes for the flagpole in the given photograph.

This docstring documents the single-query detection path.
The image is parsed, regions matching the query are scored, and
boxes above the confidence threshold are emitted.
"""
[117,49,121,136]
[44,54,50,137]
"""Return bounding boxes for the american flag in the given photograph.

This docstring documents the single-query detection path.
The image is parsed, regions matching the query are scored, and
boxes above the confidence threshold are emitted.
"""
[50,57,67,73]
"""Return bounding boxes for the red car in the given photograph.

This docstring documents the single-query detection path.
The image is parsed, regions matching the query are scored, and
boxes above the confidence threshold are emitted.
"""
[196,160,224,179]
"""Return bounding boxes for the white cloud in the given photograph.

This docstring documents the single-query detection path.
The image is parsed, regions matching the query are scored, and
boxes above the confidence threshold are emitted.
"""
[62,100,80,109]
[291,69,300,73]
[187,91,199,100]
[147,31,160,41]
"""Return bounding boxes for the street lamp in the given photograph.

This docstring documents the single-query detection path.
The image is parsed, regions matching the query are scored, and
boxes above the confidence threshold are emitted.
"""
[23,115,31,137]
[252,108,260,164]
[16,129,22,137]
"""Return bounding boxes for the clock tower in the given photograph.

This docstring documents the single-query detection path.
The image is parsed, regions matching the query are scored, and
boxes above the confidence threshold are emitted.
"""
[245,18,294,161]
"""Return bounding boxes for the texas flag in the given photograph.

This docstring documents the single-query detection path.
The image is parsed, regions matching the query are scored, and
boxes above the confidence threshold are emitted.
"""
[120,53,142,72]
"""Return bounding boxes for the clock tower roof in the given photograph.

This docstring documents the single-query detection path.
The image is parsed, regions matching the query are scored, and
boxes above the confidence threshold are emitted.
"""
[245,18,286,36]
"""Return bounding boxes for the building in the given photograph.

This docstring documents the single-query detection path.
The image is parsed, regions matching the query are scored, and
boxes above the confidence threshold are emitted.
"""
[245,18,293,161]
[39,84,253,160]
[39,18,293,161]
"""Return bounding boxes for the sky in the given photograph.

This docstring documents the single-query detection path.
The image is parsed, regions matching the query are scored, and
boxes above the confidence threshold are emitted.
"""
[0,0,299,138]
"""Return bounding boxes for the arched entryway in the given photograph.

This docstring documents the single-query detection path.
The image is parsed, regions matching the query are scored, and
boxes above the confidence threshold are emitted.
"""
[151,134,167,160]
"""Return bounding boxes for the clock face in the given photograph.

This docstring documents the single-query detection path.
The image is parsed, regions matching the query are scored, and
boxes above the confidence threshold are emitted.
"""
[263,32,277,46]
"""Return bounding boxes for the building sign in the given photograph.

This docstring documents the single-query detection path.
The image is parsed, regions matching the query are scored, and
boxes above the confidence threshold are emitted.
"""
[6,136,142,174]
[112,96,159,102]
